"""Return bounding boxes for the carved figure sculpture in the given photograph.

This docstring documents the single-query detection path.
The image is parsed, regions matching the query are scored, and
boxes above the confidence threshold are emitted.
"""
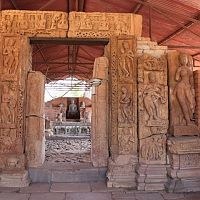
[3,38,18,75]
[67,100,79,119]
[119,86,132,124]
[143,72,166,123]
[173,54,195,125]
[0,84,15,123]
[119,41,134,78]
[141,136,164,161]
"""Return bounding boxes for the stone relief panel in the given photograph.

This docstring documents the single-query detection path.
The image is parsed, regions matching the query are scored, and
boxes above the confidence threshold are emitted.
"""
[0,35,30,171]
[68,12,142,38]
[107,36,137,188]
[138,54,168,164]
[168,52,199,136]
[0,10,68,37]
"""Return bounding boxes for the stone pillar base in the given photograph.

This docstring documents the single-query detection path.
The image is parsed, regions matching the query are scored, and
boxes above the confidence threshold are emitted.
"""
[107,155,137,188]
[167,136,200,192]
[0,170,30,187]
[136,164,167,191]
[166,168,200,192]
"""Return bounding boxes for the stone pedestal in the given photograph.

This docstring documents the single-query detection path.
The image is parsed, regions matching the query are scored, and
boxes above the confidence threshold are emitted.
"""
[107,155,137,188]
[136,164,167,191]
[167,137,200,192]
[0,171,30,187]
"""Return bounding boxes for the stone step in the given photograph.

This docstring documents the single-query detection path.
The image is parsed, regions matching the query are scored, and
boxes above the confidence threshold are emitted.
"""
[28,166,107,183]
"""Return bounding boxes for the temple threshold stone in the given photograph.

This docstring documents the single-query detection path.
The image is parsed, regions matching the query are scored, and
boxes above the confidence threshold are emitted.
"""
[0,171,30,187]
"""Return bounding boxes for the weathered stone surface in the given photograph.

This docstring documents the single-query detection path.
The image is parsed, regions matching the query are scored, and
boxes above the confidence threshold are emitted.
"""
[91,57,109,167]
[26,71,45,167]
[0,171,30,187]
[19,183,50,193]
[168,52,199,136]
[107,37,138,188]
[50,182,91,192]
[168,137,200,154]
[0,35,31,187]
[0,10,68,37]
[30,193,65,200]
[0,193,30,200]
[167,137,200,192]
[68,12,142,38]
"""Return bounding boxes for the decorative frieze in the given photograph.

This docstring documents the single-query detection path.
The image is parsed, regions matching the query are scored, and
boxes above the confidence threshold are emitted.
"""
[68,12,142,38]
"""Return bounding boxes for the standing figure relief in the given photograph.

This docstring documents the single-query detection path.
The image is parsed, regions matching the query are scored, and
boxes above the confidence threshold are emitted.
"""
[119,86,133,124]
[143,72,166,125]
[173,54,195,126]
[119,41,134,78]
[0,84,16,124]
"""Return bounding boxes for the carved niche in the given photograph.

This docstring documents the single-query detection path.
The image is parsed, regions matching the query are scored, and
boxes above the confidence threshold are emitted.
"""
[168,52,199,136]
[0,10,68,37]
[138,54,168,164]
[68,12,142,38]
[110,37,137,157]
[0,35,30,171]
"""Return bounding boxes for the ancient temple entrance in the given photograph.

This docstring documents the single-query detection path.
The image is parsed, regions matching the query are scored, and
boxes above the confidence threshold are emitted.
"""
[28,39,109,178]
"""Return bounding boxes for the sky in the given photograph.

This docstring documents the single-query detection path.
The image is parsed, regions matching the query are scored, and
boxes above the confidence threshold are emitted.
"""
[45,77,92,102]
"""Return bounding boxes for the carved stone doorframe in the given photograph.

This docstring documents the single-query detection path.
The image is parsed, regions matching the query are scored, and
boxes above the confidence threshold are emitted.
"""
[0,10,142,187]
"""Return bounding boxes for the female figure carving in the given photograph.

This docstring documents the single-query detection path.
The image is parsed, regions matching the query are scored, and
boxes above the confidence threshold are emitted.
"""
[173,54,195,125]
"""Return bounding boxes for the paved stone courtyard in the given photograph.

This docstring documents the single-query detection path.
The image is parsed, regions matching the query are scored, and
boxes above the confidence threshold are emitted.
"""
[0,182,200,200]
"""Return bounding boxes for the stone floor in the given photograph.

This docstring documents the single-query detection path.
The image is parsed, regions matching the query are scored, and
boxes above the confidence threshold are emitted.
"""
[0,182,200,200]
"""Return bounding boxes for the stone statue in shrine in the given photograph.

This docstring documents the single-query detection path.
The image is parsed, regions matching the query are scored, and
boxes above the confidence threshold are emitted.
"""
[173,53,195,126]
[67,99,79,119]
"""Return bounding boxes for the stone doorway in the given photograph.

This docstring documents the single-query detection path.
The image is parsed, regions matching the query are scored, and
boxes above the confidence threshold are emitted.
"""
[26,40,110,183]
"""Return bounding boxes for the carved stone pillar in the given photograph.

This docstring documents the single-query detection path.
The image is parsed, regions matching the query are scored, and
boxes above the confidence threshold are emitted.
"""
[26,71,45,167]
[0,35,31,187]
[194,70,200,127]
[167,52,200,192]
[137,54,168,191]
[91,56,109,167]
[107,36,138,188]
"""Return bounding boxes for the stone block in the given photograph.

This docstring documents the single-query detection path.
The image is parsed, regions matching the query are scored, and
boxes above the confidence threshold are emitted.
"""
[19,183,50,193]
[29,168,51,183]
[65,192,112,200]
[68,12,142,38]
[0,171,30,187]
[50,182,91,192]
[29,193,65,200]
[0,193,30,200]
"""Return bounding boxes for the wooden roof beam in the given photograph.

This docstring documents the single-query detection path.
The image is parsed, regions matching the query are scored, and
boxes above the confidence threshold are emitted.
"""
[158,13,200,45]
[133,0,147,14]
